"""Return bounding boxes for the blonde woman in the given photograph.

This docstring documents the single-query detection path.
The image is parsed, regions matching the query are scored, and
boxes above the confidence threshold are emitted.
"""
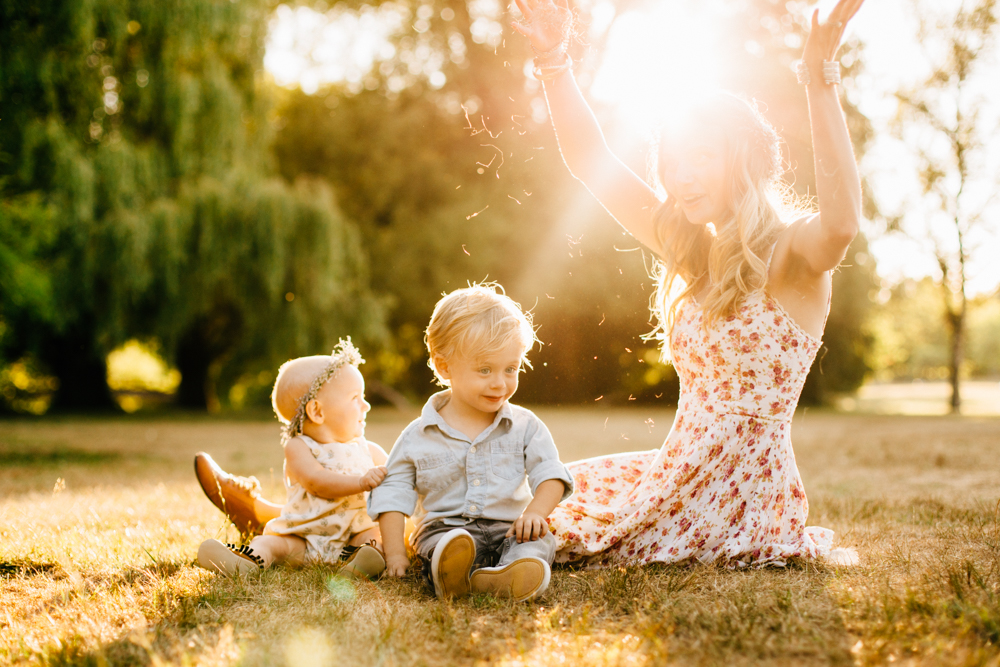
[513,0,865,566]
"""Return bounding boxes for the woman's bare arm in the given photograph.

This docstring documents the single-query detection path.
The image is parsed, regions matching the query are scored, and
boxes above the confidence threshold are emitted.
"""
[787,0,865,273]
[513,0,662,251]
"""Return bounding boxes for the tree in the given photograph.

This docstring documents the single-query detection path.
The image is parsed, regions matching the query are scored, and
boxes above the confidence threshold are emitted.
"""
[0,0,386,410]
[891,0,998,412]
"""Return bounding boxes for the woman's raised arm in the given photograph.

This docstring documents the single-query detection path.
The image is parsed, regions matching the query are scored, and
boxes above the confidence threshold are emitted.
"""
[788,0,865,272]
[513,0,662,251]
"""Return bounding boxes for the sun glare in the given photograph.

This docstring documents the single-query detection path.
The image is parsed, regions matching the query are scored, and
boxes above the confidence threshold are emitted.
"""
[590,4,724,136]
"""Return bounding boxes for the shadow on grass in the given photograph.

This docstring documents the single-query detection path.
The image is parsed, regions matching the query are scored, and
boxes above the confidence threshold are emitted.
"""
[0,446,123,466]
[0,557,60,577]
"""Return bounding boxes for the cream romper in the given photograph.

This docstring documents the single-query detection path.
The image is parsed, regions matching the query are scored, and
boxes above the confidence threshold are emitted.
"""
[264,434,378,563]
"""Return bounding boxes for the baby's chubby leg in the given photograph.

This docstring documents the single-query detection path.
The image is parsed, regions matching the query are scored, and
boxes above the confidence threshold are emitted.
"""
[196,534,306,576]
[348,527,381,548]
[247,534,308,568]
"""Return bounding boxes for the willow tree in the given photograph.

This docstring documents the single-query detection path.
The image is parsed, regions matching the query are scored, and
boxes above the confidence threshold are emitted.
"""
[0,0,385,410]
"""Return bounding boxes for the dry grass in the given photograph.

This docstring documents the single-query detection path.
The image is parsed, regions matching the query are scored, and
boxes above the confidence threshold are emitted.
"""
[2,407,999,666]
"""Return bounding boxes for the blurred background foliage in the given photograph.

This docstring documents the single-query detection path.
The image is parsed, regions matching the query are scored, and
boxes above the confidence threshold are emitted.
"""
[0,0,989,415]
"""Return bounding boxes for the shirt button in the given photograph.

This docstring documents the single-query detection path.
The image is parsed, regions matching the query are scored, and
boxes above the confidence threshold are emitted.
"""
[469,446,476,454]
[469,505,477,512]
[473,479,480,486]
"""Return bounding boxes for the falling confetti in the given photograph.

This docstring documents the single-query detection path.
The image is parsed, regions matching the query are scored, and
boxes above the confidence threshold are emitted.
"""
[466,205,489,220]
[508,195,522,204]
[628,394,636,401]
[479,143,504,178]
[645,418,655,432]
[599,314,606,326]
[480,116,500,139]
[462,244,470,255]
[625,347,632,353]
[595,395,603,401]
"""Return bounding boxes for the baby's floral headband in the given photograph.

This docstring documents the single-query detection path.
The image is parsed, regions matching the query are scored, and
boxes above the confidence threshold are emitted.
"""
[281,338,364,445]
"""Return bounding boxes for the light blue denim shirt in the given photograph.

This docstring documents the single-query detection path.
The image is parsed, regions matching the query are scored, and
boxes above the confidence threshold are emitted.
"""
[367,390,574,542]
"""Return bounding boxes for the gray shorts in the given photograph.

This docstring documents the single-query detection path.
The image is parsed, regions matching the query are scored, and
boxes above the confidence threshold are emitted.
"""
[414,518,556,590]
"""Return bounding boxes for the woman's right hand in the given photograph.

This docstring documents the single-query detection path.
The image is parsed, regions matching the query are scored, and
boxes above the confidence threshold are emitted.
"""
[801,0,865,69]
[511,0,573,57]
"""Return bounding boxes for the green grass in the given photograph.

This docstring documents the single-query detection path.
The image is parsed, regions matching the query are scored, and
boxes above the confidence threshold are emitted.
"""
[2,407,999,665]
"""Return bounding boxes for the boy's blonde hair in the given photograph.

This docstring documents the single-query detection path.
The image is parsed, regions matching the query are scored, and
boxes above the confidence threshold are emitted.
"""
[425,283,539,386]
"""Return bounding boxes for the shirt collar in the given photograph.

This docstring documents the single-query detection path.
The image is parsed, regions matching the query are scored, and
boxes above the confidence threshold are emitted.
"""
[420,389,513,440]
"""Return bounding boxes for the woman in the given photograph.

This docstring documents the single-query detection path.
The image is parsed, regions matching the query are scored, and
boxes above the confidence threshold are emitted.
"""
[196,0,864,567]
[514,0,864,566]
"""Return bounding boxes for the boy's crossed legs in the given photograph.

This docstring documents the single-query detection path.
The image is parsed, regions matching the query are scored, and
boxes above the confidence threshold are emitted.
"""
[417,519,556,601]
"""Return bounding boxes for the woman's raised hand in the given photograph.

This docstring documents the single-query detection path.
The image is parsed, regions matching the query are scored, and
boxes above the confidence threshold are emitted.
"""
[511,0,573,58]
[802,0,865,66]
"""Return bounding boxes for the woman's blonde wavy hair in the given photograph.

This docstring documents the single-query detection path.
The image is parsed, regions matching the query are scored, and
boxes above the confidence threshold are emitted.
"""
[648,92,811,360]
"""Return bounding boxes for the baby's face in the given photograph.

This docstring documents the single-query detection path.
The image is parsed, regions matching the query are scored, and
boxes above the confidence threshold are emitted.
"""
[314,365,371,442]
[442,338,524,418]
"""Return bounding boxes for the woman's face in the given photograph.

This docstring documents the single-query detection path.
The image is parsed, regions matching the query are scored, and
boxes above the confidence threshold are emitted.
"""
[660,129,731,226]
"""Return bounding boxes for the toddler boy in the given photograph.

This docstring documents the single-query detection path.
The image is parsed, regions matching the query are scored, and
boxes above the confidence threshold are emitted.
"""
[368,284,573,601]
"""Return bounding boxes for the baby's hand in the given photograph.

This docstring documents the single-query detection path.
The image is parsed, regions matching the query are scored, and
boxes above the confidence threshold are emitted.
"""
[385,553,409,577]
[506,510,550,543]
[360,466,387,492]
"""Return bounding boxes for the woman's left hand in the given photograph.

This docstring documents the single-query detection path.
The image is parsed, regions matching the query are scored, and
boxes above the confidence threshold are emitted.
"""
[802,0,865,67]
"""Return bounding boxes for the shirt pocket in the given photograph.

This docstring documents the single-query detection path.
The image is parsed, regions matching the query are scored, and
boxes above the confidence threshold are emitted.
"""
[490,440,525,480]
[415,453,460,493]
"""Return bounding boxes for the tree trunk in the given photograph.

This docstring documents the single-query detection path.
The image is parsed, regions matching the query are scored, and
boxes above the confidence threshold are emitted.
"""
[43,325,116,412]
[948,308,964,414]
[175,329,215,410]
[173,305,243,411]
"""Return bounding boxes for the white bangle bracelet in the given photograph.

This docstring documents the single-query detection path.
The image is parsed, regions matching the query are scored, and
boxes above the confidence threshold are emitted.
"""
[796,60,841,86]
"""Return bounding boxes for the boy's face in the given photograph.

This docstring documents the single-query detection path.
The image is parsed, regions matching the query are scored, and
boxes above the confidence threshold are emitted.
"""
[439,338,524,418]
[313,365,371,441]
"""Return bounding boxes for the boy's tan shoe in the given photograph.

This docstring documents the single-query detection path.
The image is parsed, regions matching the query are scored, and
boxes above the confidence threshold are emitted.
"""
[194,452,265,539]
[197,539,263,576]
[431,529,476,598]
[339,544,386,579]
[470,557,550,602]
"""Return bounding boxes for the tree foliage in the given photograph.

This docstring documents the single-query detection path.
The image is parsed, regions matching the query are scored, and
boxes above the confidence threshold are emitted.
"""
[1,0,880,412]
[0,0,385,410]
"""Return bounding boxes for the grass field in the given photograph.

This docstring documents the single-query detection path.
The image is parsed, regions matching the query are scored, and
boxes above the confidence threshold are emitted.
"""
[2,406,1000,666]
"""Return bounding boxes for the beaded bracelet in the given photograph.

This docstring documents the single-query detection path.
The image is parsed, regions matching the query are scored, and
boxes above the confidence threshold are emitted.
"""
[796,60,841,86]
[533,53,573,82]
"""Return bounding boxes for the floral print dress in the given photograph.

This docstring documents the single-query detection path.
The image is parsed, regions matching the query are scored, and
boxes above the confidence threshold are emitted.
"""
[548,289,835,567]
[263,435,377,563]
